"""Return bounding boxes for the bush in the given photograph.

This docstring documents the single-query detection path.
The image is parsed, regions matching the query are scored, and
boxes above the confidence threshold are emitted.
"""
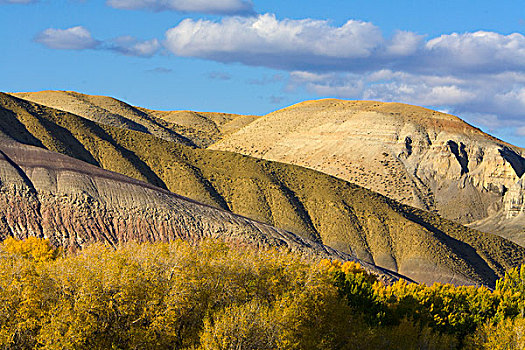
[200,300,279,350]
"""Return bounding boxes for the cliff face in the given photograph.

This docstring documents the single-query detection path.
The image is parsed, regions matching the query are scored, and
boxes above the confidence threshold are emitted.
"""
[0,138,517,287]
[211,99,525,245]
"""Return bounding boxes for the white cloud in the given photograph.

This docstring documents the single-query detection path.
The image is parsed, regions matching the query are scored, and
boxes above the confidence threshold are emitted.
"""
[35,26,99,50]
[424,31,525,73]
[385,30,424,56]
[35,27,160,57]
[106,0,254,15]
[461,113,502,129]
[492,88,525,116]
[109,36,160,57]
[165,14,384,70]
[289,71,365,97]
[288,69,525,132]
[34,15,525,138]
[164,15,525,75]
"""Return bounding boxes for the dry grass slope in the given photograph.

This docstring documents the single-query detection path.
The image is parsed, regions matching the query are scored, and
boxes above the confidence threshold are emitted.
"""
[12,90,259,148]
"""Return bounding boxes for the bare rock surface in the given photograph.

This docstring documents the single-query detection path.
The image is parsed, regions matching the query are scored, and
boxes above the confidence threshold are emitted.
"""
[0,93,525,286]
[2,92,525,286]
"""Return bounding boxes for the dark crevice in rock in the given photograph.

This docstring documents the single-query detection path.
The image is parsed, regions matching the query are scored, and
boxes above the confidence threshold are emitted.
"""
[185,162,231,211]
[82,122,169,190]
[277,181,321,243]
[405,136,413,156]
[0,107,46,148]
[448,140,469,175]
[31,112,101,167]
[499,147,525,178]
[400,208,499,286]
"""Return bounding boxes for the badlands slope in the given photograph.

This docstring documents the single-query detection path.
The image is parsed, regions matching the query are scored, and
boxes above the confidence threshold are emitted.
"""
[211,99,525,245]
[2,92,524,286]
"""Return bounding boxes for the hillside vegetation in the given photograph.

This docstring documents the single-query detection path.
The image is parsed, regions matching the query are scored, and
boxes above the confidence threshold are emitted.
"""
[0,92,524,286]
[12,91,259,147]
[1,237,524,350]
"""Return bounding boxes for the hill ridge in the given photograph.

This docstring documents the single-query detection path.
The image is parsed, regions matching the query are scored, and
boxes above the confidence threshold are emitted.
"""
[11,90,259,148]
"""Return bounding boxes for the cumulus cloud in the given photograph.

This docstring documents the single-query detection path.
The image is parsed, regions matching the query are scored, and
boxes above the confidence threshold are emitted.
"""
[164,14,525,134]
[424,31,525,74]
[108,36,160,57]
[289,69,525,135]
[385,30,424,56]
[106,0,254,15]
[34,15,525,140]
[35,26,100,50]
[165,14,385,71]
[164,15,525,75]
[35,26,160,57]
[289,71,365,97]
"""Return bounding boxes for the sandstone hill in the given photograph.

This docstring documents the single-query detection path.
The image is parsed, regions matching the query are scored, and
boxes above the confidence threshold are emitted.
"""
[2,92,524,286]
[12,91,258,148]
[211,99,525,245]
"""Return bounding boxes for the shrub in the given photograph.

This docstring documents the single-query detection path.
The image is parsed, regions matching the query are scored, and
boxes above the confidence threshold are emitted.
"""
[2,236,59,262]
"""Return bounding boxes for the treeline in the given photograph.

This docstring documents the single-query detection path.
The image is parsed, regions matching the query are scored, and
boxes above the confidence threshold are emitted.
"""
[0,237,524,349]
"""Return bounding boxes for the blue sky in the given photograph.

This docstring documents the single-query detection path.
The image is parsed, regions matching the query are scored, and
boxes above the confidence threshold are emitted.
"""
[1,0,524,147]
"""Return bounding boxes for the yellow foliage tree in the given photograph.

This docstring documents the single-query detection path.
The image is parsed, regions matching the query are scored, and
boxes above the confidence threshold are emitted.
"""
[0,238,524,349]
[1,236,58,262]
[467,316,525,349]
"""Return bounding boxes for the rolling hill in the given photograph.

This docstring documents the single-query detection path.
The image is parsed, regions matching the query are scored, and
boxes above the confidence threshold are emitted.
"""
[12,91,259,148]
[211,99,525,245]
[2,92,524,286]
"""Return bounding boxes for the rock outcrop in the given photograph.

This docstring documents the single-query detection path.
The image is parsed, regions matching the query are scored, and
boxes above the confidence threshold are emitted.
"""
[212,99,525,245]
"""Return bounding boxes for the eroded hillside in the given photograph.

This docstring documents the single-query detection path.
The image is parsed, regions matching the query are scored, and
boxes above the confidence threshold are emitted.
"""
[211,99,525,245]
[1,92,523,286]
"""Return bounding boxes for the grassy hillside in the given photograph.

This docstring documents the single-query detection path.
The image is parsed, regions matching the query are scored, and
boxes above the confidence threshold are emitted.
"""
[12,90,259,147]
[1,92,524,286]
